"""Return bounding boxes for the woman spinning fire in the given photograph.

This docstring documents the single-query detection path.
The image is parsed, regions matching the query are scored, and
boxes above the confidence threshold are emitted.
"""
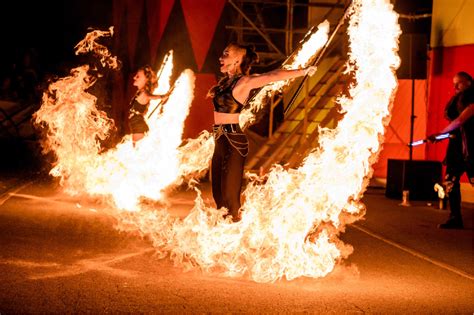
[209,43,317,222]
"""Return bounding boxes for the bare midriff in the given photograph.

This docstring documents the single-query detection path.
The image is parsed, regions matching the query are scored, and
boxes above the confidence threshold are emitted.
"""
[214,111,240,124]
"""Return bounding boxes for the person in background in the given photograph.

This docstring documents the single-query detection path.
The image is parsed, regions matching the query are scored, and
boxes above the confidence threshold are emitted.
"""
[128,65,168,144]
[428,71,474,229]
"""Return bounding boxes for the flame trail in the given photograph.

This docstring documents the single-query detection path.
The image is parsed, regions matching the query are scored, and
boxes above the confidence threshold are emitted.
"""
[34,29,195,210]
[74,26,119,69]
[240,20,330,128]
[34,65,115,192]
[83,69,195,210]
[176,130,215,182]
[122,0,400,283]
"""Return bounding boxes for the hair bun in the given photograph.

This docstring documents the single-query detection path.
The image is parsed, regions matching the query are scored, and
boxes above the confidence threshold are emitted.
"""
[245,44,255,52]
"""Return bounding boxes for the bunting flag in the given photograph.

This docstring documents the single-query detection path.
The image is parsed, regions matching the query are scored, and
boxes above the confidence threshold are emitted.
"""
[146,0,175,65]
[181,0,226,71]
[153,0,198,72]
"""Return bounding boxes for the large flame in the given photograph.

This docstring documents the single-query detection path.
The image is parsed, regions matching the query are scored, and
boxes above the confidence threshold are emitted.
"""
[119,0,400,283]
[34,65,115,192]
[34,29,195,210]
[240,20,330,128]
[37,0,401,283]
[83,69,195,210]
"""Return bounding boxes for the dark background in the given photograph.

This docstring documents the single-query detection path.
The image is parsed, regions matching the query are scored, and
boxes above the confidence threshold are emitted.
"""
[0,0,113,78]
[0,0,113,174]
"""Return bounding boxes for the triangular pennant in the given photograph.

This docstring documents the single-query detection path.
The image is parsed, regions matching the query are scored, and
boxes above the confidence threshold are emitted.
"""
[146,0,175,65]
[154,0,198,73]
[181,0,226,71]
[200,4,232,74]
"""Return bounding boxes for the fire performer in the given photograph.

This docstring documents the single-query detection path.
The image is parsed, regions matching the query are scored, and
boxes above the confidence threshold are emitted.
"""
[208,43,316,221]
[129,65,168,143]
[428,71,474,229]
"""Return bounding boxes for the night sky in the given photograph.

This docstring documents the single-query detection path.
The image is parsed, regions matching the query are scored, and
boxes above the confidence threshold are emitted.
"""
[0,0,112,77]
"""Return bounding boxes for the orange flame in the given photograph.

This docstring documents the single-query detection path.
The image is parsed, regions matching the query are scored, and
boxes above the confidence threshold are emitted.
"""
[240,20,330,127]
[33,65,114,193]
[119,0,401,283]
[84,69,195,210]
[74,26,119,69]
[34,30,195,211]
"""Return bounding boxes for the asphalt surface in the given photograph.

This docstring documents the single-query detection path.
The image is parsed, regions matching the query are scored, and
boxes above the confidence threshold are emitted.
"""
[0,176,473,313]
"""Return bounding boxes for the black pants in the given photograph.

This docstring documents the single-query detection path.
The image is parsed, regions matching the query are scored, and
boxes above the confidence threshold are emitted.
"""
[445,137,474,221]
[211,124,248,218]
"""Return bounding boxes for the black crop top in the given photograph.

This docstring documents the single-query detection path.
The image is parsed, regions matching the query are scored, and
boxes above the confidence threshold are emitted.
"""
[212,75,245,113]
[129,98,149,115]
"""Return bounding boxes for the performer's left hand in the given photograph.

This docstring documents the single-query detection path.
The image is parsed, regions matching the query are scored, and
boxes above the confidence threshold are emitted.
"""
[304,66,317,76]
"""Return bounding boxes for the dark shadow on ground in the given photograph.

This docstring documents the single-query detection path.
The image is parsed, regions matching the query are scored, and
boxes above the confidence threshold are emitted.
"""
[0,138,47,193]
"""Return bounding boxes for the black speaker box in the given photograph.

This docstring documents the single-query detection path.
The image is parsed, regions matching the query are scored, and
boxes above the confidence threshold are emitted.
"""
[386,159,442,200]
[396,33,428,79]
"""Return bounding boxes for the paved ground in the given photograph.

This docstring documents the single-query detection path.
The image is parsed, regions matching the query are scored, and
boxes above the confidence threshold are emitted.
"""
[0,172,473,313]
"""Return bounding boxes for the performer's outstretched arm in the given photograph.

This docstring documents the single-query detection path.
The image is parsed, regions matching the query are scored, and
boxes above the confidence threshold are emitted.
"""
[232,66,317,104]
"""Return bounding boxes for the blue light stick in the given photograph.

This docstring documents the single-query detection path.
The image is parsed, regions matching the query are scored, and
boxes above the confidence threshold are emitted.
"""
[409,133,450,147]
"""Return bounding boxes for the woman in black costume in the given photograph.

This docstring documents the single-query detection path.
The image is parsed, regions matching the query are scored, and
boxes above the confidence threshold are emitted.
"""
[129,65,168,143]
[209,43,317,221]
